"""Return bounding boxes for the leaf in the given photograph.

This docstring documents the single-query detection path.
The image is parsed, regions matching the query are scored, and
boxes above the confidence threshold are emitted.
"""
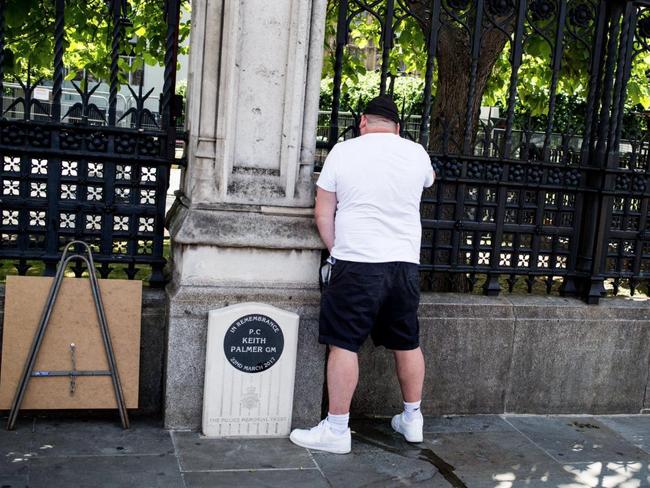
[143,52,157,66]
[6,0,192,80]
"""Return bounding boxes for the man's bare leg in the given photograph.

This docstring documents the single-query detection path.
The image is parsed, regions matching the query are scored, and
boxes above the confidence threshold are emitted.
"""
[289,344,355,453]
[327,345,359,414]
[391,347,425,442]
[394,347,425,403]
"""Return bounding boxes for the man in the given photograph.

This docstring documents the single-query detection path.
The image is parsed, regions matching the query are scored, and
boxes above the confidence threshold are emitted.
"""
[289,94,435,454]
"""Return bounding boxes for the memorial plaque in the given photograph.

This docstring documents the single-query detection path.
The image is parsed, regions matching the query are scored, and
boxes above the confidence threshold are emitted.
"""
[223,314,284,373]
[202,303,299,437]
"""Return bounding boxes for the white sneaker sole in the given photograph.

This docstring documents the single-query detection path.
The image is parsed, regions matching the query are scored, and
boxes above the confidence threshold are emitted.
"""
[289,433,351,454]
[391,416,423,443]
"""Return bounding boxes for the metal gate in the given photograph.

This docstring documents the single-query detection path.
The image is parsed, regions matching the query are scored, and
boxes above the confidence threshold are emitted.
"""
[0,0,183,286]
[321,0,650,303]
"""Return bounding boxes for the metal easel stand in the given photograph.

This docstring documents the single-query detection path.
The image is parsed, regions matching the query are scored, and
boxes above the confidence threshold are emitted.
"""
[6,240,130,430]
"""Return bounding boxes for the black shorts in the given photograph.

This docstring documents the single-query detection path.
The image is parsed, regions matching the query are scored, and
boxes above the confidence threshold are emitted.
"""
[319,260,421,353]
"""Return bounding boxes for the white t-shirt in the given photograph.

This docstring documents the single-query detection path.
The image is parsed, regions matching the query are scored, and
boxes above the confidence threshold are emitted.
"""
[316,133,435,264]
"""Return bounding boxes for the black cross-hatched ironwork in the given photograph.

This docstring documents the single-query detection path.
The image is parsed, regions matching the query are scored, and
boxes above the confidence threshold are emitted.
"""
[0,0,183,286]
[319,0,650,303]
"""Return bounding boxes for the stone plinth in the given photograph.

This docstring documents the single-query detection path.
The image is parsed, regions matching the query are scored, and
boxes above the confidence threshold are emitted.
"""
[164,0,327,429]
[164,285,322,430]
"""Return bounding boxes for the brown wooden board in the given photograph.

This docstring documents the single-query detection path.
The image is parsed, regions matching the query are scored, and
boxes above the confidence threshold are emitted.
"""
[0,276,141,409]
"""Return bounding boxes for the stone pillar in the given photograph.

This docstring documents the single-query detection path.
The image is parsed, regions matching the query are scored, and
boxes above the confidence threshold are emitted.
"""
[164,0,328,429]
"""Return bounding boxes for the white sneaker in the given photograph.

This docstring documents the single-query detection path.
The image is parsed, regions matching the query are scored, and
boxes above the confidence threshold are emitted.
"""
[391,412,424,442]
[289,419,351,454]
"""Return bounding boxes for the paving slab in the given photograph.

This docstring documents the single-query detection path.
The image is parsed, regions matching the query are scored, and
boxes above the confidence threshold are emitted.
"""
[350,418,418,451]
[27,453,184,488]
[561,460,650,487]
[183,469,329,488]
[29,418,174,457]
[596,415,650,455]
[504,416,650,464]
[424,430,577,487]
[0,418,33,476]
[3,414,650,487]
[345,417,574,486]
[423,414,516,434]
[353,414,514,437]
[172,431,315,472]
[312,447,447,488]
[322,419,461,487]
[0,474,29,488]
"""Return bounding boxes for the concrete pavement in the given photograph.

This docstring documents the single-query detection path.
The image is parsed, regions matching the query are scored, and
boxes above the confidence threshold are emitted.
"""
[2,413,650,487]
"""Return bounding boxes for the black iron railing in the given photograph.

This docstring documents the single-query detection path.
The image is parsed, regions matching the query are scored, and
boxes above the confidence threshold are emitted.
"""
[0,0,183,286]
[321,0,650,303]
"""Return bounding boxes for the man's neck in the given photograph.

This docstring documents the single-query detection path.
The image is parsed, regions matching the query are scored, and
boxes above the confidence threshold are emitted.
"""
[362,128,397,135]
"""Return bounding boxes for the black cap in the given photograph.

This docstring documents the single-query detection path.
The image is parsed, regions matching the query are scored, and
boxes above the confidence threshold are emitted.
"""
[363,95,400,124]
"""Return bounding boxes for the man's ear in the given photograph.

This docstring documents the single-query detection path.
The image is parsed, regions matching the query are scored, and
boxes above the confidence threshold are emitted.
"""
[359,114,367,132]
[396,122,400,135]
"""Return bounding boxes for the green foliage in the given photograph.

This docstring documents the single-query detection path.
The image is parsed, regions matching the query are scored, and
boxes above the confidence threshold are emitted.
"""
[324,0,650,133]
[508,94,586,134]
[481,32,591,120]
[320,72,424,115]
[484,37,650,135]
[176,78,187,99]
[3,0,191,82]
[322,2,427,87]
[628,52,650,109]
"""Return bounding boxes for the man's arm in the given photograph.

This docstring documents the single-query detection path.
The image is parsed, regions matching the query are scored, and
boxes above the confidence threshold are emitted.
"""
[425,167,436,187]
[421,147,435,188]
[314,187,337,252]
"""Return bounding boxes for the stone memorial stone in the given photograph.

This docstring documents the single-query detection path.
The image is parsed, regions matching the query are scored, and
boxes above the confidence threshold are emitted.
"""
[202,303,299,437]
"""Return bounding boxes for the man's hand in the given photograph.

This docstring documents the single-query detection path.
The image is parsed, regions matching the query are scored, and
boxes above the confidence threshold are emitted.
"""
[315,187,337,252]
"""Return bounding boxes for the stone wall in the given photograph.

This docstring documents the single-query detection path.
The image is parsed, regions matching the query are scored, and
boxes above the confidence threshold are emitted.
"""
[354,293,650,416]
[3,287,650,424]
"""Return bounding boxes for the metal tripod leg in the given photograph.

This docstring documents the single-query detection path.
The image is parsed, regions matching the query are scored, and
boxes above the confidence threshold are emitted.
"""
[7,241,130,430]
[85,247,130,429]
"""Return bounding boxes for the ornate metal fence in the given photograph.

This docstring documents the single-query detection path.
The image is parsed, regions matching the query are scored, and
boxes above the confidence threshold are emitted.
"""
[321,0,650,303]
[0,0,183,286]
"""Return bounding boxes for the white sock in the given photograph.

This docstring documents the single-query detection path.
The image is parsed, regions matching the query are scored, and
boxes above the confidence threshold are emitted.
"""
[326,412,349,435]
[403,400,422,422]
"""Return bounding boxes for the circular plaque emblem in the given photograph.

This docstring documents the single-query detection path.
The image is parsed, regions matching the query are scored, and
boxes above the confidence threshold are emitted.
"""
[224,314,284,373]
